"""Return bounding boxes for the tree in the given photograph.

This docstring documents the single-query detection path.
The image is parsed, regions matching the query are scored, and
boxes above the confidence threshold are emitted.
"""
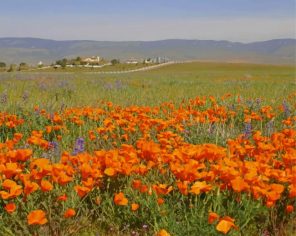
[111,59,120,66]
[18,62,28,71]
[56,58,67,69]
[0,62,6,68]
[7,64,16,72]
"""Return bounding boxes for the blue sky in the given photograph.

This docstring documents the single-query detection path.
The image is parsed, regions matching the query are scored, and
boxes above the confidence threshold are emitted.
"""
[0,0,295,42]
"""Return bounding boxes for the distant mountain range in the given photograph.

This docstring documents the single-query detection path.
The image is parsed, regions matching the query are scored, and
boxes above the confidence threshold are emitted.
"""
[0,37,295,65]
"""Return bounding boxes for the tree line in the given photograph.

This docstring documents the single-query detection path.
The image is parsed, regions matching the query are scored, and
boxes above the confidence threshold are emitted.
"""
[0,62,30,72]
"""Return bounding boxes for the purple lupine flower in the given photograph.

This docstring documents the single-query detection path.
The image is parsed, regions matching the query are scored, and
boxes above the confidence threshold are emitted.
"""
[246,99,253,108]
[266,120,274,136]
[243,122,252,139]
[208,123,215,135]
[72,137,85,155]
[115,80,123,89]
[230,104,236,111]
[103,82,113,90]
[60,103,66,112]
[255,98,261,110]
[282,100,291,117]
[49,141,60,155]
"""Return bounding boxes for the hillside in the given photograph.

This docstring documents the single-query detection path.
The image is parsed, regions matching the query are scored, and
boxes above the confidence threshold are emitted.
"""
[0,38,295,65]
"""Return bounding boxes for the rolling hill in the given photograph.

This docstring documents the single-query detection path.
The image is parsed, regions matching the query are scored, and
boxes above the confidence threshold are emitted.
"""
[0,38,295,65]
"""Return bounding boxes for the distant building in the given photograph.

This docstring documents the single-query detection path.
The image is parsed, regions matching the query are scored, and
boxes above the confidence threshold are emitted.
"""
[126,58,139,64]
[144,58,153,64]
[82,56,100,64]
[151,57,169,64]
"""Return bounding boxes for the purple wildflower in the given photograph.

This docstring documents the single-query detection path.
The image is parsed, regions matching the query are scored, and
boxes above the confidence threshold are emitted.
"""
[208,123,215,135]
[72,137,85,155]
[243,122,252,139]
[266,120,274,136]
[255,98,261,110]
[282,100,291,118]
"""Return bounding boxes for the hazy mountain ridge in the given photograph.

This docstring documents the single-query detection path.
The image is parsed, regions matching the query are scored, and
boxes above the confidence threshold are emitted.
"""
[0,38,295,65]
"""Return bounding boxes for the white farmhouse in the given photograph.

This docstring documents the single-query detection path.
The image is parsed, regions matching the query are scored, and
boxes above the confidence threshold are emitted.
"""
[82,56,100,64]
[126,58,139,64]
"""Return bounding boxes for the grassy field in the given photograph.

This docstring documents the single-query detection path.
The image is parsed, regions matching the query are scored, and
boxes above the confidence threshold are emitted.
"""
[0,62,295,236]
[0,62,295,111]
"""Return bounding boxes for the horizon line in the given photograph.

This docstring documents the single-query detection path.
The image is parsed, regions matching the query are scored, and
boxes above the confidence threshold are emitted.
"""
[0,36,295,44]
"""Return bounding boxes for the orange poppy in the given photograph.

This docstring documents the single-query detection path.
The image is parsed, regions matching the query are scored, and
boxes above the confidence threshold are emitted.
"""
[104,167,116,177]
[27,210,48,225]
[157,198,165,205]
[40,180,53,192]
[74,185,90,198]
[64,208,76,218]
[4,202,16,214]
[132,179,142,190]
[286,205,294,213]
[131,203,140,211]
[0,179,23,199]
[190,181,212,195]
[216,216,238,234]
[57,194,67,201]
[156,229,171,236]
[208,212,219,224]
[230,177,249,193]
[24,181,39,196]
[177,181,189,195]
[114,192,128,206]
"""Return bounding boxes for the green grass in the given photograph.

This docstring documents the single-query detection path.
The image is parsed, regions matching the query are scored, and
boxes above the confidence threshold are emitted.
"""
[0,62,295,112]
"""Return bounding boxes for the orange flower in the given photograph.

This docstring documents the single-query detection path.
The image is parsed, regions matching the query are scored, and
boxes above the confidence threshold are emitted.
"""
[64,208,76,218]
[177,181,189,195]
[157,198,165,205]
[57,194,67,201]
[189,181,212,195]
[156,229,171,236]
[140,184,148,193]
[24,181,39,196]
[231,177,249,193]
[95,196,101,205]
[216,216,238,234]
[208,212,219,224]
[74,185,90,198]
[4,202,16,214]
[153,184,173,195]
[131,203,140,211]
[132,179,142,190]
[286,205,294,213]
[40,180,53,192]
[114,192,128,206]
[27,210,48,225]
[104,167,116,176]
[0,179,23,199]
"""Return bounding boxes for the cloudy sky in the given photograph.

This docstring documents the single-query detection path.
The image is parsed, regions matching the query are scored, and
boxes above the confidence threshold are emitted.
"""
[0,0,295,42]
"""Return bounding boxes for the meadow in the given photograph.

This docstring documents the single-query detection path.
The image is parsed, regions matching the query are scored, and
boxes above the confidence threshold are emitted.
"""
[0,62,295,235]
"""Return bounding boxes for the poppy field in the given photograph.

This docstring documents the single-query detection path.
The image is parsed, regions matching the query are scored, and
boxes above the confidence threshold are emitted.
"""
[0,62,295,235]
